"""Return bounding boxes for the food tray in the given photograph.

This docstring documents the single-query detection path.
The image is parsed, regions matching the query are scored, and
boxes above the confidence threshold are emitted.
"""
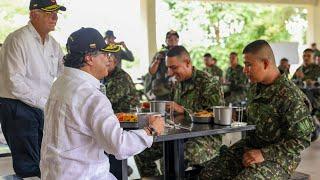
[191,116,213,124]
[120,122,139,129]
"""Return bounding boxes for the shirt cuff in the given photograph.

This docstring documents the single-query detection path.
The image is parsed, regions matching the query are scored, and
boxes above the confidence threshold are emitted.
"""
[37,97,47,110]
[133,129,154,148]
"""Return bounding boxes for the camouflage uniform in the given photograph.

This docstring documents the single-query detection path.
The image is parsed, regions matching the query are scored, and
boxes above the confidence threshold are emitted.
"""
[150,46,172,100]
[292,64,320,112]
[173,68,223,164]
[135,68,223,177]
[104,66,139,113]
[225,64,248,104]
[292,64,320,82]
[203,65,223,81]
[278,65,289,77]
[200,74,315,180]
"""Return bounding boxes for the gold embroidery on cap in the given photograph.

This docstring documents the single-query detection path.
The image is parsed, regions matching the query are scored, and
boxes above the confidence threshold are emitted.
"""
[89,43,97,49]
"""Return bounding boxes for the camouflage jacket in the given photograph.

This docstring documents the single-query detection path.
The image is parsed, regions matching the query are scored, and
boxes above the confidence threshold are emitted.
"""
[278,65,290,77]
[245,74,314,174]
[171,67,223,112]
[226,64,248,92]
[104,67,140,113]
[150,46,171,97]
[203,65,223,80]
[292,64,320,81]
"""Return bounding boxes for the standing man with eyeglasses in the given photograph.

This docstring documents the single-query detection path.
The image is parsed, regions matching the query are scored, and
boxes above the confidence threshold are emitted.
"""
[0,0,66,178]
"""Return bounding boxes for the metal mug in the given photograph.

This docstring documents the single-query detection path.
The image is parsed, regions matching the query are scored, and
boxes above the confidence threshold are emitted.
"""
[213,106,233,125]
[149,101,171,116]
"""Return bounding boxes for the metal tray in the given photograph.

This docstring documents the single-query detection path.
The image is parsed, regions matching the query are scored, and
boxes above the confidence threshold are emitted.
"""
[191,116,213,123]
[120,122,139,129]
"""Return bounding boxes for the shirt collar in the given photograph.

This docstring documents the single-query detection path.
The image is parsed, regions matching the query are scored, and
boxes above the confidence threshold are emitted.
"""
[251,73,286,100]
[180,67,197,92]
[64,67,101,90]
[27,21,50,43]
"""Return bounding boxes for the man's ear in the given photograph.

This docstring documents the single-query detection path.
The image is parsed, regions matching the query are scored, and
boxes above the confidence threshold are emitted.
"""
[183,55,192,67]
[263,59,270,70]
[84,55,94,66]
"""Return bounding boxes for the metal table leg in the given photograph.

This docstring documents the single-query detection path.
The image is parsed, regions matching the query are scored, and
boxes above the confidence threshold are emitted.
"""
[109,154,128,180]
[163,139,185,180]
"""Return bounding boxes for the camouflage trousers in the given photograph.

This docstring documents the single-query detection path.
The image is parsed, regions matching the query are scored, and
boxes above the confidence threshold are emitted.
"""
[134,135,222,177]
[200,144,291,180]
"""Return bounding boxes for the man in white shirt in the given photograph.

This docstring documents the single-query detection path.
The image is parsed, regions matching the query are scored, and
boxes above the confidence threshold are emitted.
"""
[40,27,164,179]
[0,0,65,177]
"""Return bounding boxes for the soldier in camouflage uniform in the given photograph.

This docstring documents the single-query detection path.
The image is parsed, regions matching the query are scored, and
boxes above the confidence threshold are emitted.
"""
[200,40,315,180]
[148,30,179,100]
[278,58,290,77]
[135,46,223,177]
[203,53,223,82]
[135,30,180,175]
[167,46,223,165]
[292,48,320,141]
[103,46,140,113]
[225,52,248,105]
[292,48,320,83]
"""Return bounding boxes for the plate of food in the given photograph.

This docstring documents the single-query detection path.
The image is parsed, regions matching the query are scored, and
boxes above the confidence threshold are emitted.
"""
[192,110,214,123]
[116,113,139,129]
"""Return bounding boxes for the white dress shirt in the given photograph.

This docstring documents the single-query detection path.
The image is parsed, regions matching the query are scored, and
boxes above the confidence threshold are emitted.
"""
[40,67,153,180]
[0,21,64,109]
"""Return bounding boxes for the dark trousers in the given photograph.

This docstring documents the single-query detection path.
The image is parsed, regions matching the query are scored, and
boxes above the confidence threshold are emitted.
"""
[0,98,43,178]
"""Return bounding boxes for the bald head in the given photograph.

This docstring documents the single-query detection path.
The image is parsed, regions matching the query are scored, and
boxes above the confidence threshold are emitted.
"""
[243,40,276,66]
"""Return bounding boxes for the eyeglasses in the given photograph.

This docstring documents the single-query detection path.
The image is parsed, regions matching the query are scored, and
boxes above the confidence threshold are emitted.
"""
[38,10,60,19]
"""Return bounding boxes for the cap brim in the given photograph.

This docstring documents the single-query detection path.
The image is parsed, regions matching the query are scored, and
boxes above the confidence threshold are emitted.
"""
[41,4,66,12]
[101,44,121,53]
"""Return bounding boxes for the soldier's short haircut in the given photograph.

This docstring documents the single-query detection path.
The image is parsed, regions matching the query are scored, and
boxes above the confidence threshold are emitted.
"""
[203,53,212,58]
[280,58,288,62]
[243,40,269,54]
[230,52,238,56]
[243,39,275,63]
[167,45,190,59]
[303,48,314,54]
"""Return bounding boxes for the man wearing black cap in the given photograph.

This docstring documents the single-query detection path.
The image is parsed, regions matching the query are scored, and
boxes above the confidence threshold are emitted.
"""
[40,27,164,179]
[104,30,134,67]
[148,30,179,100]
[0,0,66,177]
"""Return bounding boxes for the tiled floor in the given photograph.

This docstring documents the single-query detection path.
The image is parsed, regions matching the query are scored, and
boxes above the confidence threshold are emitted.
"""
[296,138,320,179]
[1,137,319,179]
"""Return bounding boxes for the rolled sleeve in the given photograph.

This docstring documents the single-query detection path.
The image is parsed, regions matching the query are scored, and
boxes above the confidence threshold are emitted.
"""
[89,95,153,160]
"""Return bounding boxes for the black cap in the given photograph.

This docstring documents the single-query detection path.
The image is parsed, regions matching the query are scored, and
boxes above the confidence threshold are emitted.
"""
[105,30,116,39]
[66,28,120,55]
[166,30,179,39]
[29,0,66,12]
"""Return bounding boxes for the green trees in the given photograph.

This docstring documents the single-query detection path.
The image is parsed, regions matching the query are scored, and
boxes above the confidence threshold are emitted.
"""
[163,0,307,71]
[0,0,28,43]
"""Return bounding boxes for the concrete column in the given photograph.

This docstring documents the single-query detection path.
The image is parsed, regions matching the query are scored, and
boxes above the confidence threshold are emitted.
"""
[306,2,320,45]
[140,0,157,65]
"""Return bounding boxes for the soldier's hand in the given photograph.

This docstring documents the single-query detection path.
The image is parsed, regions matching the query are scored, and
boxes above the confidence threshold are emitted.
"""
[168,101,184,114]
[148,115,165,136]
[242,149,265,167]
